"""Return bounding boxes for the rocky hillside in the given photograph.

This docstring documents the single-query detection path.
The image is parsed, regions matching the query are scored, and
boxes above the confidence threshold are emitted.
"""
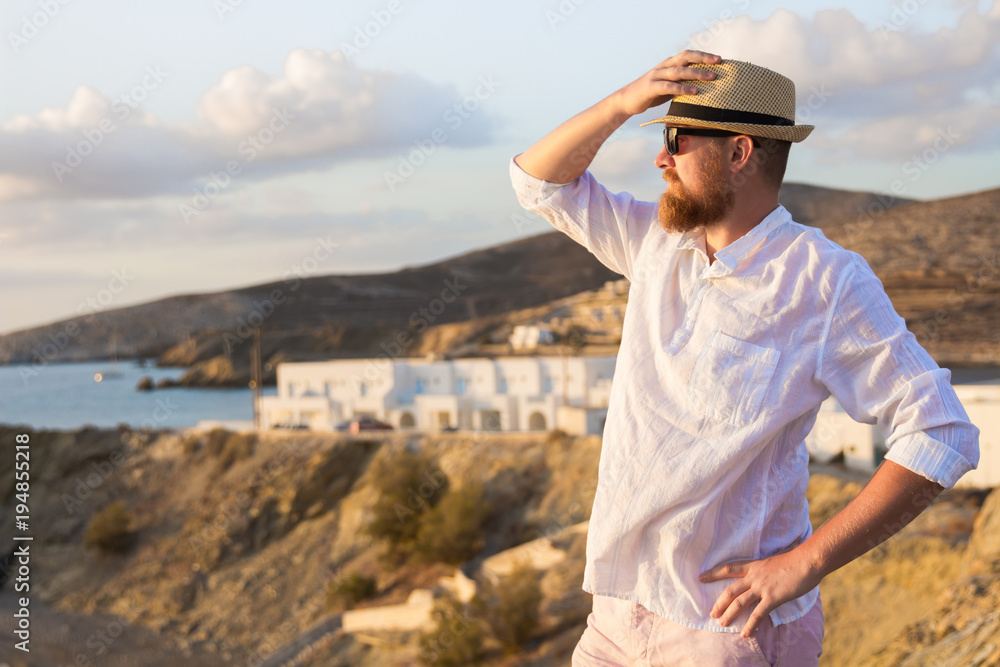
[0,182,957,375]
[0,231,620,367]
[1,425,998,666]
[819,187,1000,365]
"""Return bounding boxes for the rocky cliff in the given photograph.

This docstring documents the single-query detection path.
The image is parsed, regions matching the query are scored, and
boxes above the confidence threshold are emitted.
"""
[1,425,998,666]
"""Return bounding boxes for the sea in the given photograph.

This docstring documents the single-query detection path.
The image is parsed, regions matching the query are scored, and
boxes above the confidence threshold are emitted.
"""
[0,360,276,431]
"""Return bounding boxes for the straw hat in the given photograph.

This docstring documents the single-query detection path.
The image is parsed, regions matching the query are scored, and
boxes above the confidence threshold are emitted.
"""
[639,59,813,142]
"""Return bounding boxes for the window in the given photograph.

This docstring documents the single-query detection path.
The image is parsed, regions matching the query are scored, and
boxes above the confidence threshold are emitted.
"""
[498,378,507,394]
[456,378,467,394]
[359,382,367,397]
[544,377,553,392]
[416,378,425,394]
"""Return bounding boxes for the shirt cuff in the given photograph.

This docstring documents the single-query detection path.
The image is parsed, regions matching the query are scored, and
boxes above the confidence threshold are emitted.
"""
[509,155,576,206]
[883,430,976,488]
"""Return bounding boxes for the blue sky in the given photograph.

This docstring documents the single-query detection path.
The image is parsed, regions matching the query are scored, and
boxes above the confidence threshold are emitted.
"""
[2,0,999,334]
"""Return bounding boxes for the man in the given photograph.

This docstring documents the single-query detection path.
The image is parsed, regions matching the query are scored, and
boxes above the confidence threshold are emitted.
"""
[510,51,979,666]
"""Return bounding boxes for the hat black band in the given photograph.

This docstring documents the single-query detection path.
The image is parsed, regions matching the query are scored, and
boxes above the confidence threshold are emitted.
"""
[667,102,794,127]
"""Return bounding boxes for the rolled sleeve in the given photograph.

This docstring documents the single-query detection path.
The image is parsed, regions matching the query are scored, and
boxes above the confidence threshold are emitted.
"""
[885,427,977,488]
[816,259,980,488]
[509,156,656,281]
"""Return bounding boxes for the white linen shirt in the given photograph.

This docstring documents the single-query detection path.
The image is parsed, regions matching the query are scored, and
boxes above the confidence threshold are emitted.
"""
[510,157,979,632]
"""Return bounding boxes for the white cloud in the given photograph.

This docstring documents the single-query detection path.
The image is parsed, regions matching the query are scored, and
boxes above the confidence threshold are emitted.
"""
[685,3,1000,161]
[0,49,495,201]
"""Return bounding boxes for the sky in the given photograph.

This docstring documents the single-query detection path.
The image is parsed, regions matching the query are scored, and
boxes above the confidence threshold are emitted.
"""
[1,0,999,334]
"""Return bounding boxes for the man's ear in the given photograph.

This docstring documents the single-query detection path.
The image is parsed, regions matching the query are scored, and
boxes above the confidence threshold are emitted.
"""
[729,135,755,174]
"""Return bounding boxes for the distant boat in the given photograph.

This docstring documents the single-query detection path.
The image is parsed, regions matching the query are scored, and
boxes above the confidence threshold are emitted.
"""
[94,330,124,382]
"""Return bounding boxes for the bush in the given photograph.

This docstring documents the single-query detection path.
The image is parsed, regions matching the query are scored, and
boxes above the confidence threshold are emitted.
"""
[325,573,377,610]
[366,449,449,557]
[481,560,543,654]
[418,594,488,667]
[416,482,491,565]
[84,501,133,554]
[545,428,569,445]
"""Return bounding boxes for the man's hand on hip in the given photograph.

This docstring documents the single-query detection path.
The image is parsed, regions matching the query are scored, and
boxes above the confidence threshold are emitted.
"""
[698,548,823,638]
[699,460,945,638]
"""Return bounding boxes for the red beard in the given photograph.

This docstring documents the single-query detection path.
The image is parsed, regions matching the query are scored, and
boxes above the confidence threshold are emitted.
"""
[657,143,736,234]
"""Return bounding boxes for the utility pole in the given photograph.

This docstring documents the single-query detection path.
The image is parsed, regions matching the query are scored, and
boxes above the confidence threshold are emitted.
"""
[251,327,263,430]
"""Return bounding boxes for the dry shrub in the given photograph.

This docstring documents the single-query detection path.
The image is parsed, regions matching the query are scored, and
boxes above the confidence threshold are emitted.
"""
[479,559,543,654]
[366,448,449,557]
[418,593,488,667]
[84,500,133,553]
[325,573,377,610]
[416,482,491,565]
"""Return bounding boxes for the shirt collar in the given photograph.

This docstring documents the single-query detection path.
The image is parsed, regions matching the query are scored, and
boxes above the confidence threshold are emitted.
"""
[675,205,791,276]
[713,205,790,273]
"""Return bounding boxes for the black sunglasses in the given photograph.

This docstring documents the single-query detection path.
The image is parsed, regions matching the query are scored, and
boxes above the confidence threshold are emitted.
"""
[663,126,760,156]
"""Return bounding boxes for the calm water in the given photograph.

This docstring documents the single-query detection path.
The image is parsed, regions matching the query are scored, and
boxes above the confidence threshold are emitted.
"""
[0,360,275,430]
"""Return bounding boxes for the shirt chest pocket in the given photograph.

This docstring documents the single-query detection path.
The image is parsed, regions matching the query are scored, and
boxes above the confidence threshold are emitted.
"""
[688,331,781,427]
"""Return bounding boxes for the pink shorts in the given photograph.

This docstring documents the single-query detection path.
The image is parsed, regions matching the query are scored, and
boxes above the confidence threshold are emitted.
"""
[572,594,824,666]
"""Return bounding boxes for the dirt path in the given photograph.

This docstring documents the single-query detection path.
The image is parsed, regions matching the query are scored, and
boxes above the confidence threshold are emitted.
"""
[0,596,218,667]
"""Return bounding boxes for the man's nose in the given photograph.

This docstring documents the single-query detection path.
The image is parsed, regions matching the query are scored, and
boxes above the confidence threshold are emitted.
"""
[655,144,675,170]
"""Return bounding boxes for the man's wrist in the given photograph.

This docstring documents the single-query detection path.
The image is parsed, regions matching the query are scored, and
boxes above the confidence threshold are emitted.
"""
[793,539,830,583]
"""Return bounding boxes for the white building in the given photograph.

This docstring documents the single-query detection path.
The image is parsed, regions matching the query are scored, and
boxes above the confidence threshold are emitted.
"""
[807,384,1000,489]
[260,355,616,436]
[509,325,556,351]
[262,355,999,487]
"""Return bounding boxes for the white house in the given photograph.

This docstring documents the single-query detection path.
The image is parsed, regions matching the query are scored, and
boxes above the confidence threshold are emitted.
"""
[509,325,556,351]
[261,355,999,487]
[260,355,617,436]
[807,384,1000,489]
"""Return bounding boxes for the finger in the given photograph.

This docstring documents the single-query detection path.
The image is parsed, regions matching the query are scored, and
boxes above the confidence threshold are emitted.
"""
[699,560,750,582]
[649,80,701,98]
[710,579,751,619]
[741,608,768,639]
[653,64,718,85]
[717,589,759,628]
[664,50,722,68]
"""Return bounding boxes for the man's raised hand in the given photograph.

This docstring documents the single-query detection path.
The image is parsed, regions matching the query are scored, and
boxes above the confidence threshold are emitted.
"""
[615,50,721,117]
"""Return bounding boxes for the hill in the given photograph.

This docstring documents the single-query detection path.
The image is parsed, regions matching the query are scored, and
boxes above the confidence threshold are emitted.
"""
[0,231,621,368]
[1,183,996,381]
[1,425,997,666]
